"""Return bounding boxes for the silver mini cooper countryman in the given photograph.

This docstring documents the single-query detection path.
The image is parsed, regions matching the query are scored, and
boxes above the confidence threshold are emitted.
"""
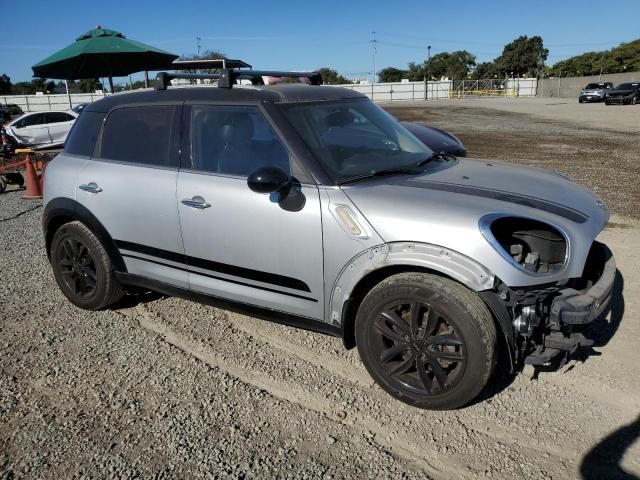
[43,70,615,410]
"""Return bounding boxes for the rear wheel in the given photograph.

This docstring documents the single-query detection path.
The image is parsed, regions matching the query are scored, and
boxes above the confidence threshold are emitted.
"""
[355,272,497,410]
[50,221,123,310]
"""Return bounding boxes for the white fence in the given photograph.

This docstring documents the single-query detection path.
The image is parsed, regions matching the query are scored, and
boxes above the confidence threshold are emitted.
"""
[0,93,107,112]
[335,80,452,102]
[1,78,538,112]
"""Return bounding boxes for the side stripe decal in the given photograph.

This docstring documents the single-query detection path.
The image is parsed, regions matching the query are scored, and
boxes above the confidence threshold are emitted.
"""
[115,240,316,301]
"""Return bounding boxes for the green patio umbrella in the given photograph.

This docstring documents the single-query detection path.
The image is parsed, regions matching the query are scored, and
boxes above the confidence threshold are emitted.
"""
[32,26,178,92]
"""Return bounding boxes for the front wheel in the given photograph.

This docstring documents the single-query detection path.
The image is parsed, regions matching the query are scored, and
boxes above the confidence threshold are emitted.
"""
[50,221,123,310]
[355,273,497,410]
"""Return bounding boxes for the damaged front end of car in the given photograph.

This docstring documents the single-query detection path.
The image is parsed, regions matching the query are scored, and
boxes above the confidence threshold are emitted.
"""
[479,214,616,369]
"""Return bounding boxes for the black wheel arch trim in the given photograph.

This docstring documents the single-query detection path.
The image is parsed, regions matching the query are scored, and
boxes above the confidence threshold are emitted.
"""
[43,197,127,273]
[478,290,515,372]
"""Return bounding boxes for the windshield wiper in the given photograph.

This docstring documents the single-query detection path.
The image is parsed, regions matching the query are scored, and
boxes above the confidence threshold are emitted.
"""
[414,152,451,168]
[338,166,422,185]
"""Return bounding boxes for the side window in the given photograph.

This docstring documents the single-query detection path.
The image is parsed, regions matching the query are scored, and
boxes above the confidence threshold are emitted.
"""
[46,112,75,123]
[20,113,46,127]
[64,111,105,156]
[190,105,290,176]
[98,106,176,167]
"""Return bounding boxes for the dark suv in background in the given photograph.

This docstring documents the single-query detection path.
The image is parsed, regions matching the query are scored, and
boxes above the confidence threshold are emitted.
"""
[605,82,640,105]
[578,82,613,103]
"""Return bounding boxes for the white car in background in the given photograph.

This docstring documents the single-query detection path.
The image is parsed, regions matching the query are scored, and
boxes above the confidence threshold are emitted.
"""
[5,110,78,149]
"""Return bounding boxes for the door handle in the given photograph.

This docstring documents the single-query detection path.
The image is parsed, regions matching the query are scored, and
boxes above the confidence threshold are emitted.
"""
[181,196,211,209]
[79,182,102,194]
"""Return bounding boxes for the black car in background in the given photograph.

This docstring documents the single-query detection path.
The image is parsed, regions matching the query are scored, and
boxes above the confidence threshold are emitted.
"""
[400,121,467,157]
[0,105,11,123]
[3,104,23,115]
[578,82,613,103]
[605,82,640,105]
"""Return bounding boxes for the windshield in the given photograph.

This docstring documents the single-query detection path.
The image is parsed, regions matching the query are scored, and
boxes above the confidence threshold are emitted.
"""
[281,99,432,182]
[585,83,607,89]
[615,83,638,90]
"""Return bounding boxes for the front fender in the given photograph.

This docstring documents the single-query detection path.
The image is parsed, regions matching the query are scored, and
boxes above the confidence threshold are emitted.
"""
[328,241,495,327]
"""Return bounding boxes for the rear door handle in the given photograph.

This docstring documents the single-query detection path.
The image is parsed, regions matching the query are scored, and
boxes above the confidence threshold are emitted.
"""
[79,182,102,194]
[181,196,211,209]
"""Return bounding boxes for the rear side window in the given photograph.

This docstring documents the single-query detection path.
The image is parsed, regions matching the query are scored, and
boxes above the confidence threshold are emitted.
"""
[64,111,105,156]
[46,112,75,123]
[98,106,177,167]
[19,113,46,127]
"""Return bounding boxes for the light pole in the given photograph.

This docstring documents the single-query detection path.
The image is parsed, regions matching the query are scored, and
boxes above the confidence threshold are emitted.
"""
[196,36,201,57]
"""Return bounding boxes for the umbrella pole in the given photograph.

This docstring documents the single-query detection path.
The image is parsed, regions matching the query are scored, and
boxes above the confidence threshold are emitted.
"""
[144,71,149,88]
[108,76,114,94]
[65,80,72,109]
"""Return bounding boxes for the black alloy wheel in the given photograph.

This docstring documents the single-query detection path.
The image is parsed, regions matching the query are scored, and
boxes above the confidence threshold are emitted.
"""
[355,272,497,410]
[370,301,466,395]
[50,221,123,310]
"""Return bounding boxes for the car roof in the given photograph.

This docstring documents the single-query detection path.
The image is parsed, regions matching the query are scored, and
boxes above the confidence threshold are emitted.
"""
[85,84,366,113]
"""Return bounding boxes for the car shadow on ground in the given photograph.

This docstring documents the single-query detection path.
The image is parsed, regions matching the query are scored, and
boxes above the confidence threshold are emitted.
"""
[113,289,164,309]
[580,416,640,480]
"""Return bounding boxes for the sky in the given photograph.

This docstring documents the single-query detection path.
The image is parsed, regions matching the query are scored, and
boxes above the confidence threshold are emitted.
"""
[2,0,640,84]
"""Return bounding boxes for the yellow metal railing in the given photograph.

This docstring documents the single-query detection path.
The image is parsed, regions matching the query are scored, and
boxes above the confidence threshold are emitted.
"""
[448,89,516,100]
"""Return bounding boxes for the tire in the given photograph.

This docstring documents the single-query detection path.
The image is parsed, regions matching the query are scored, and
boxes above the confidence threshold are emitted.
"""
[50,221,123,310]
[0,176,6,193]
[355,272,497,410]
[6,172,24,187]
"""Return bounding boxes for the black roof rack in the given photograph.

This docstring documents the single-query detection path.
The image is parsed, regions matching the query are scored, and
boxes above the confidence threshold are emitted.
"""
[155,69,323,90]
[168,58,252,70]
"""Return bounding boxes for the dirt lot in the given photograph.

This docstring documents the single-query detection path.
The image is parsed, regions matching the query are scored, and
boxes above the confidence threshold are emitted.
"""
[1,100,639,479]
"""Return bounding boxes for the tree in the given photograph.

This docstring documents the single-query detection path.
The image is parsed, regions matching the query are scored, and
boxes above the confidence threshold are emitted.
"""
[426,51,476,80]
[471,61,500,79]
[77,78,100,93]
[495,35,548,76]
[317,68,349,85]
[378,67,407,83]
[551,39,640,76]
[0,74,11,94]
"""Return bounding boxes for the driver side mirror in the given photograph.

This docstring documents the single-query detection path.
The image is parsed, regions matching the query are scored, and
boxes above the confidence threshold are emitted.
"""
[247,166,290,194]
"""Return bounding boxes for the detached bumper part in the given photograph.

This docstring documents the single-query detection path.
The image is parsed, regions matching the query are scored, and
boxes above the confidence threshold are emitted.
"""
[525,243,616,366]
[550,244,616,327]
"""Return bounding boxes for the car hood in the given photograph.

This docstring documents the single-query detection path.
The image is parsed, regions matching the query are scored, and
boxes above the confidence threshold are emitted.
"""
[400,121,466,156]
[342,159,609,285]
[608,89,635,96]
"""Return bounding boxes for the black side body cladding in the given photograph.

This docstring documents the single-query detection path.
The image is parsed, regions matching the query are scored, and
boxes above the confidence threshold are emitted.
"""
[43,197,127,272]
[116,273,341,337]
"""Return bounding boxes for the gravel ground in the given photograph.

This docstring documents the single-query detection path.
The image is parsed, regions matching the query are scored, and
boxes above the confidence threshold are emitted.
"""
[1,101,640,479]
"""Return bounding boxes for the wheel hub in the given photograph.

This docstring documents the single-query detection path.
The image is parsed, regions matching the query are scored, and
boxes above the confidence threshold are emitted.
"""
[372,301,466,395]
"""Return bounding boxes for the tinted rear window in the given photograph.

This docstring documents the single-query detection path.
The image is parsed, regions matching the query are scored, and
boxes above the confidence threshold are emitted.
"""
[46,112,75,123]
[64,111,104,156]
[98,106,177,167]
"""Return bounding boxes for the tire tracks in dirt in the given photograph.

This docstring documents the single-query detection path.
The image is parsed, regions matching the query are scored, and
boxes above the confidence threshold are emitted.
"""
[118,304,473,480]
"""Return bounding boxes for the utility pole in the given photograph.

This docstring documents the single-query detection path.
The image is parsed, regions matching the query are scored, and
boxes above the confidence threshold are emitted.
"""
[196,36,201,57]
[371,31,377,85]
[426,45,431,99]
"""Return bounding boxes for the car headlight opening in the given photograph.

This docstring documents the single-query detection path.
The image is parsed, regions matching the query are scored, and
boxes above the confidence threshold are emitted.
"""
[481,215,568,275]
